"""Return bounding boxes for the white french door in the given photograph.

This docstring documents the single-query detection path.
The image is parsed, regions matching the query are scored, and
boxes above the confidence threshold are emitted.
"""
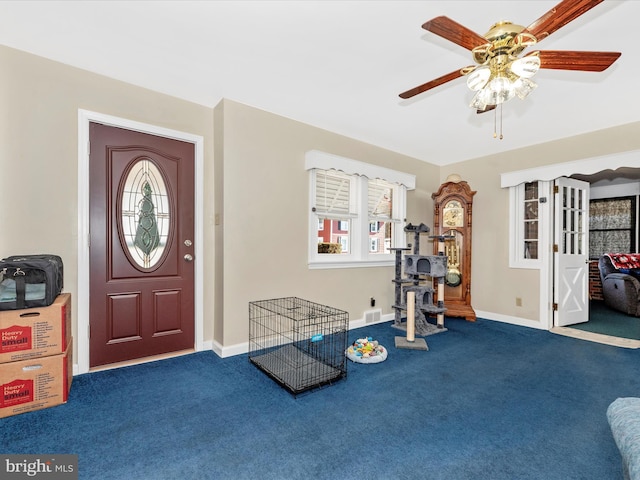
[554,177,590,327]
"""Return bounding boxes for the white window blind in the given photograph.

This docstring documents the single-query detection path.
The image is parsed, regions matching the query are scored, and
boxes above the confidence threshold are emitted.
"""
[368,179,393,219]
[314,170,353,218]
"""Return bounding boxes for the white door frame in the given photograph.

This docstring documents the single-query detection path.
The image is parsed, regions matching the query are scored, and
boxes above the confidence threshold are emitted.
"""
[501,149,640,330]
[76,109,205,375]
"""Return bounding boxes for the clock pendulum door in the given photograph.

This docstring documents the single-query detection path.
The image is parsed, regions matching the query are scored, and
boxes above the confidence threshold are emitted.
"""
[444,231,462,288]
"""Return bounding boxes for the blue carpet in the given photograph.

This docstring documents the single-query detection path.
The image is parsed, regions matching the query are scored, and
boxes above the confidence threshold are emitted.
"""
[1,318,637,479]
[571,300,640,340]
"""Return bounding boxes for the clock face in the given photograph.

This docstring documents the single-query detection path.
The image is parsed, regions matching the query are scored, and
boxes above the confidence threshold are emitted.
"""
[443,200,463,227]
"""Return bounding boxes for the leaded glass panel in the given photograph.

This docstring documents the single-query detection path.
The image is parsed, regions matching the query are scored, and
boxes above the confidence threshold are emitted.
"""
[120,159,170,268]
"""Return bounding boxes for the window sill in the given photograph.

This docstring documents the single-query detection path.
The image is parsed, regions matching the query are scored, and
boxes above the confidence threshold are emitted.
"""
[308,259,395,269]
[509,258,543,269]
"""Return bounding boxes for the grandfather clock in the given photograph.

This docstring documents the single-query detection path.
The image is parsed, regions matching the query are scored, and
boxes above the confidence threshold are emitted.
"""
[432,180,476,321]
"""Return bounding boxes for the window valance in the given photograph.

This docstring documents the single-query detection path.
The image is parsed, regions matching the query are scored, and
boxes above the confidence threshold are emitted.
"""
[500,150,640,188]
[305,150,416,190]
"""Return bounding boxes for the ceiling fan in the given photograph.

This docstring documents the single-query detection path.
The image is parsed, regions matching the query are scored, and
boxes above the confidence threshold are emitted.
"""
[399,0,621,132]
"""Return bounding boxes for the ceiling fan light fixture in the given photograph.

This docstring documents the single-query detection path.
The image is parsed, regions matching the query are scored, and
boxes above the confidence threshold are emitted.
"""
[510,55,541,78]
[513,77,537,100]
[401,1,621,139]
[469,75,515,109]
[486,76,515,105]
[466,66,491,91]
[470,91,488,110]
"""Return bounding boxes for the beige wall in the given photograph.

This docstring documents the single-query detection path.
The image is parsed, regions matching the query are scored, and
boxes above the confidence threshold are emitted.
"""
[440,122,640,322]
[3,44,640,359]
[0,46,215,361]
[216,99,440,347]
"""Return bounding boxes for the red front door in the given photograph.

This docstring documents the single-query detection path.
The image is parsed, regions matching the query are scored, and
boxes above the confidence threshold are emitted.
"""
[89,123,195,367]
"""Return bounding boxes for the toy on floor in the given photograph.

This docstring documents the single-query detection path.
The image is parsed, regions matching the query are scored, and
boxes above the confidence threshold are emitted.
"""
[346,337,388,364]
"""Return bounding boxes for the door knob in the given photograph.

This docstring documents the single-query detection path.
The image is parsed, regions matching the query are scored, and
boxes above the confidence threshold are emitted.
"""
[184,254,194,262]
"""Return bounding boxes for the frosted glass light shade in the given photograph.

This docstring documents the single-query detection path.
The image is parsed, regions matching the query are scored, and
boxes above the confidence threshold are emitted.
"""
[466,66,491,91]
[510,56,541,78]
[513,77,538,100]
[470,91,488,110]
[487,76,515,104]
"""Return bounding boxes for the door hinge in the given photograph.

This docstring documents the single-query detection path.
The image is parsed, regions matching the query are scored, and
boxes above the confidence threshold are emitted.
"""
[88,324,91,339]
[552,303,558,311]
[553,244,558,253]
[553,185,559,194]
[87,140,90,156]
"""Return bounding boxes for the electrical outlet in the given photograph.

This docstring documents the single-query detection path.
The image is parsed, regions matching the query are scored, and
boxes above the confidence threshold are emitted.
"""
[370,297,375,307]
[516,297,522,307]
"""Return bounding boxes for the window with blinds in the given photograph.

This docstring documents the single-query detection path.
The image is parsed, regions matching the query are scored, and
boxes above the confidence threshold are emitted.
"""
[310,167,407,266]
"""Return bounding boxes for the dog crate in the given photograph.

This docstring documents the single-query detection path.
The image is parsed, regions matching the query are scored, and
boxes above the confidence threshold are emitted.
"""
[249,297,349,395]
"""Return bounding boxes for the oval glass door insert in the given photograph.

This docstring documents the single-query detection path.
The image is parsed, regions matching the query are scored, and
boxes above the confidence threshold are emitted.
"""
[120,158,171,269]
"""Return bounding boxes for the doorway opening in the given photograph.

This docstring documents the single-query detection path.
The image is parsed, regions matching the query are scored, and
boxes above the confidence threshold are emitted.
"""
[559,167,640,347]
[501,150,640,340]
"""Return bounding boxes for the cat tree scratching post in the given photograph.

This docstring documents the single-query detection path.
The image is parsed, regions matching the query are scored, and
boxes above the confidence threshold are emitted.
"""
[392,223,447,350]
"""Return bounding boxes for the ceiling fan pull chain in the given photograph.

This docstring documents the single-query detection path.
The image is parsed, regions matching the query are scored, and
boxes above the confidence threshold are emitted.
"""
[493,107,497,139]
[493,104,504,140]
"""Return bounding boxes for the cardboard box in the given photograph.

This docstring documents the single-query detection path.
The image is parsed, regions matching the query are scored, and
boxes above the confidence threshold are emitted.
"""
[0,293,70,363]
[0,338,72,418]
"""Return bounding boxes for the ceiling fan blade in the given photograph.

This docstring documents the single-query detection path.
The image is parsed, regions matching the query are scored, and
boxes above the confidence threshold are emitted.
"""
[522,0,604,42]
[399,69,465,99]
[531,50,621,71]
[476,105,496,114]
[422,16,488,51]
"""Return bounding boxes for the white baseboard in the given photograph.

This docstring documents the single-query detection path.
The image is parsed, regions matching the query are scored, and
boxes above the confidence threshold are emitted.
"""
[213,339,248,358]
[211,312,396,358]
[474,310,546,330]
[72,312,544,370]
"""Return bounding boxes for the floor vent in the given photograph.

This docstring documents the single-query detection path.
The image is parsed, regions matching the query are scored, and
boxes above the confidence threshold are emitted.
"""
[364,309,382,324]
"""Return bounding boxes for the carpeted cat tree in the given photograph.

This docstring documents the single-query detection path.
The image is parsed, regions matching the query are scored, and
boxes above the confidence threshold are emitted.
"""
[391,223,448,350]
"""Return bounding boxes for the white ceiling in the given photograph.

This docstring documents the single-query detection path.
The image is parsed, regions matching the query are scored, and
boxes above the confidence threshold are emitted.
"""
[0,1,637,166]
